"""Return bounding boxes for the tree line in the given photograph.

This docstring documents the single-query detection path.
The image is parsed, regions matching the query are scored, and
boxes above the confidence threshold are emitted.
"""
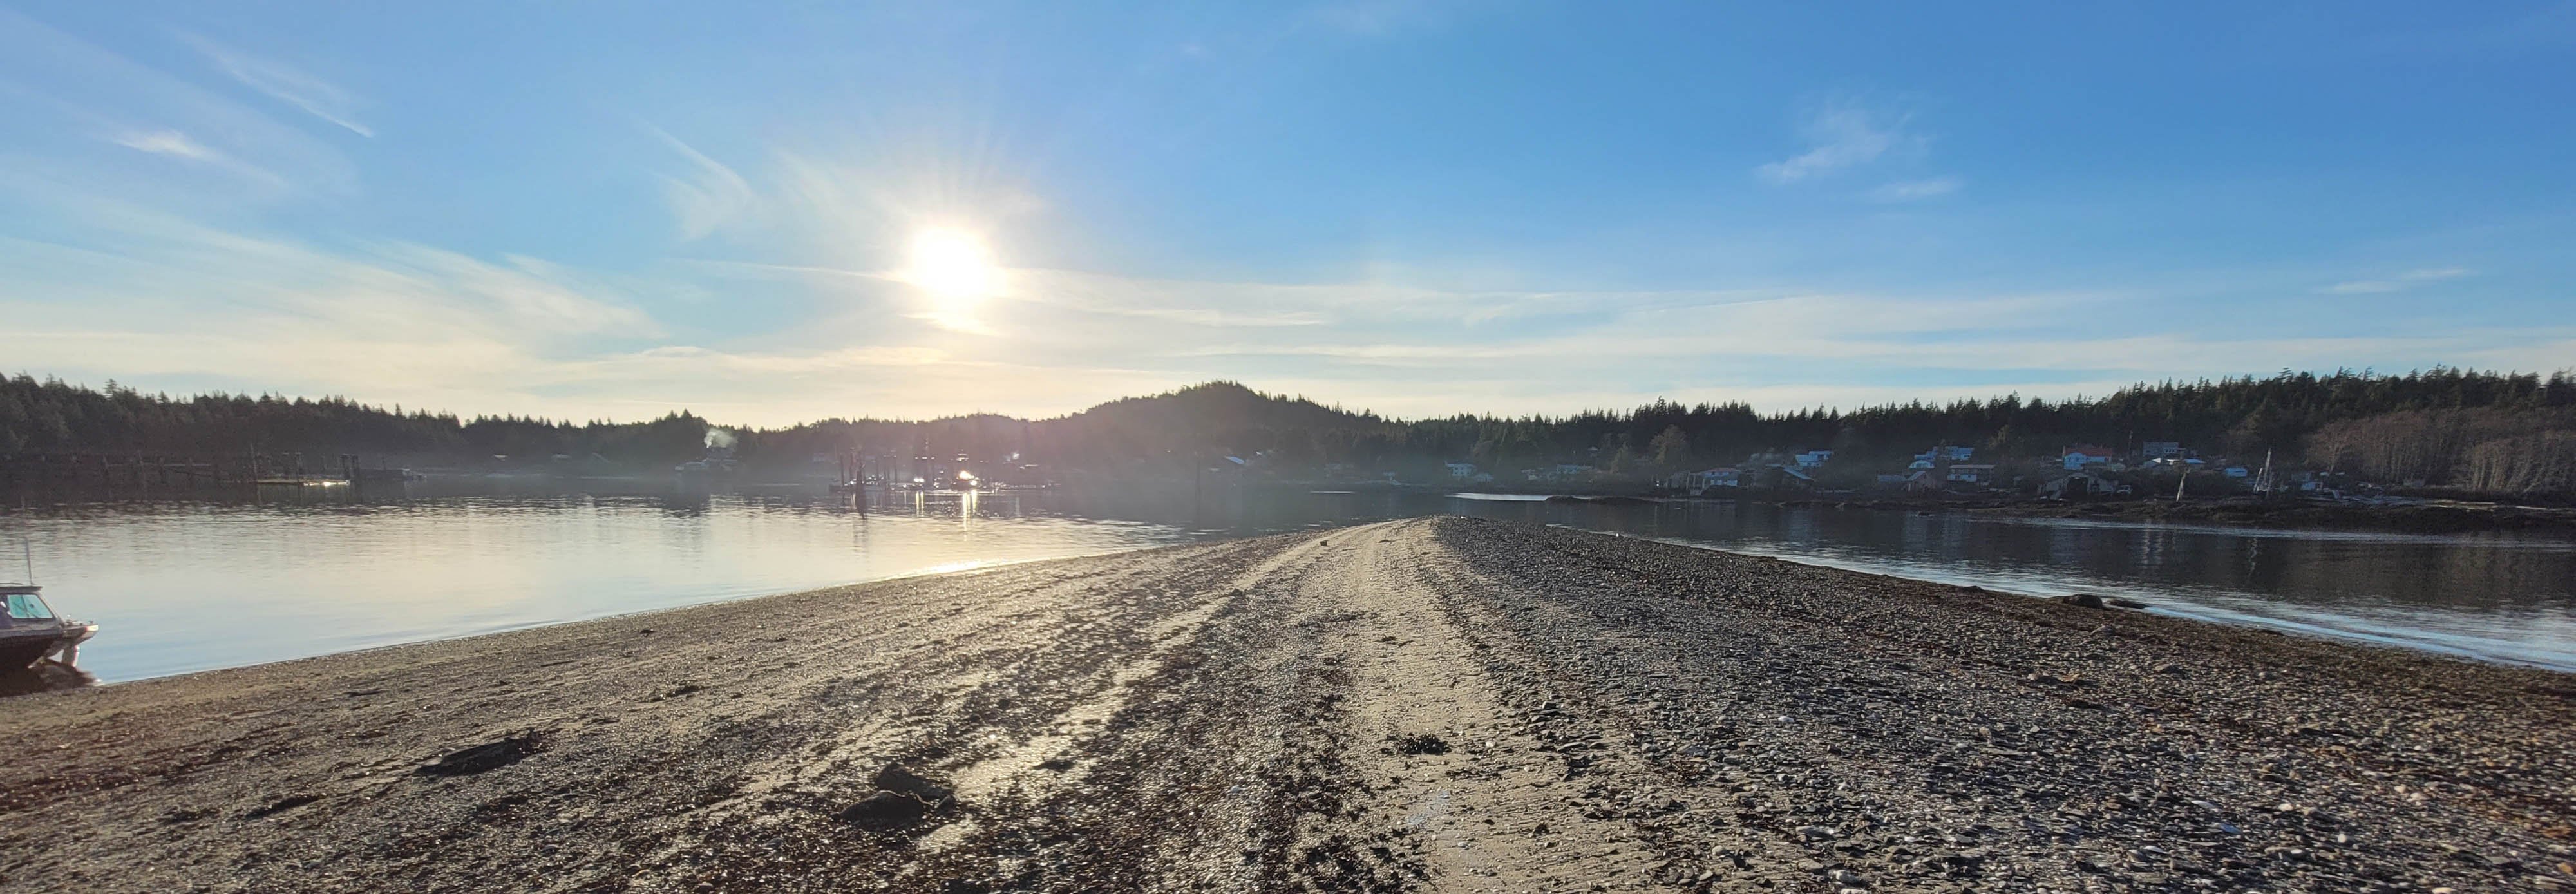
[3,368,2570,496]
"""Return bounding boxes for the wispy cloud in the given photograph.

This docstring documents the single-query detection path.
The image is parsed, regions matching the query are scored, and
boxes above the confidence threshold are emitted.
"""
[1869,176,1960,202]
[0,12,355,200]
[1759,100,1917,184]
[112,129,217,160]
[652,129,757,240]
[183,33,372,137]
[2318,266,2472,294]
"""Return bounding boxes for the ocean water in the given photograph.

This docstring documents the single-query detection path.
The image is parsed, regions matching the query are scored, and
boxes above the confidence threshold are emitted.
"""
[6,483,2569,681]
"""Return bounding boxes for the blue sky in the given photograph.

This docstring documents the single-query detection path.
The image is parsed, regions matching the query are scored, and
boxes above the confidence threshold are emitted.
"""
[2,2,2570,424]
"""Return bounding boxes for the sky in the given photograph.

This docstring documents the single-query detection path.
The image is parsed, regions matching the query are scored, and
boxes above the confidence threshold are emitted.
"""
[1,2,2571,426]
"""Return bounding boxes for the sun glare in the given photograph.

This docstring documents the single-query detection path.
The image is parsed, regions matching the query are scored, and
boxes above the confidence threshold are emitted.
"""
[905,228,1002,307]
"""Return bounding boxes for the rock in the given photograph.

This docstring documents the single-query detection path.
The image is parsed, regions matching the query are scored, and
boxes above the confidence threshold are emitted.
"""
[839,791,932,829]
[840,765,957,830]
[872,765,954,804]
[1392,732,1452,755]
[242,794,321,819]
[2058,593,2108,609]
[2107,597,2150,609]
[416,730,548,777]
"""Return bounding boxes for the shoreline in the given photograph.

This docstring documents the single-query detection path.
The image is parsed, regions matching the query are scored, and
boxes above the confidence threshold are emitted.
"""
[32,506,2568,692]
[1466,489,2576,537]
[3,517,2568,892]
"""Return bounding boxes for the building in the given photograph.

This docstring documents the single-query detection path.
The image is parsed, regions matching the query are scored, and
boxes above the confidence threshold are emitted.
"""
[1793,450,1834,468]
[1672,467,1741,493]
[1445,462,1479,479]
[2063,445,2114,470]
[1944,463,1997,484]
[2141,441,2184,459]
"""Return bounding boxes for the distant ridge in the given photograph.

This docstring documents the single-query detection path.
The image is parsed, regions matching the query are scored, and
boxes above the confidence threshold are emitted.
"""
[2,368,2569,497]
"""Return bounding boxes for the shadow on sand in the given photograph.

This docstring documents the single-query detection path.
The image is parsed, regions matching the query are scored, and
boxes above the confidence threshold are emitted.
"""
[0,661,97,698]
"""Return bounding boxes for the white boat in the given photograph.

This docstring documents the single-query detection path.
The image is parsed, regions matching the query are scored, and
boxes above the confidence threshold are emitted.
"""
[1,584,96,670]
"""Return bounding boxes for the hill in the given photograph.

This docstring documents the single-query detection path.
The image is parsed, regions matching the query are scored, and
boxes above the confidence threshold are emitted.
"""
[3,368,2570,497]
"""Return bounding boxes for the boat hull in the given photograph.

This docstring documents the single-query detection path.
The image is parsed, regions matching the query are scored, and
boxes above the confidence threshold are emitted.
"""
[1,626,93,670]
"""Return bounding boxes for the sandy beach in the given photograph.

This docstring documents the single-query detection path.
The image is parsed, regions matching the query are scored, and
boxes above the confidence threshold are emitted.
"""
[1,517,2568,893]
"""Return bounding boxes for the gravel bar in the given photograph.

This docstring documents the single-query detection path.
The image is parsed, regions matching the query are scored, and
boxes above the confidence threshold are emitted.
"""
[1,517,2568,893]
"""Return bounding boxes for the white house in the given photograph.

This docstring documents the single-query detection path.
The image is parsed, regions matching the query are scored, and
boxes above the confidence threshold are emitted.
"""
[2063,445,2114,470]
[1445,462,1479,479]
[1793,450,1834,468]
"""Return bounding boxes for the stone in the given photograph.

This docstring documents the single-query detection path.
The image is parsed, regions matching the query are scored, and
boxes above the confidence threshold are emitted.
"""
[416,730,548,777]
[839,791,931,828]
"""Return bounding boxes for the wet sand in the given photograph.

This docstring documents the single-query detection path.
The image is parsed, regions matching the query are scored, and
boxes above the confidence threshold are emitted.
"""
[1,517,2569,893]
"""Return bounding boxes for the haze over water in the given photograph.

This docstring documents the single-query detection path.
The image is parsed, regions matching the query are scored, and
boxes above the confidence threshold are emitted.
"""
[10,486,2570,682]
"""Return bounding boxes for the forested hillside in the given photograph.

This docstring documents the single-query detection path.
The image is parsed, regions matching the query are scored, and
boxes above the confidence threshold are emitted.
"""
[4,369,2570,495]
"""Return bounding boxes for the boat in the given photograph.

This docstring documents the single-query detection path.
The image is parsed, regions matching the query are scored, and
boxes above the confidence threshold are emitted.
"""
[1,584,95,670]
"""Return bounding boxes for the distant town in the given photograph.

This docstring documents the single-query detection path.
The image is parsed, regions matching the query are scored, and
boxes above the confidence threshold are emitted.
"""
[4,368,2570,522]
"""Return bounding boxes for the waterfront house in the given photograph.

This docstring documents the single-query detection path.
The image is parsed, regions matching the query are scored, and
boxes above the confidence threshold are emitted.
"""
[2142,441,2184,459]
[2063,445,2114,470]
[1667,468,1738,494]
[1445,462,1479,479]
[1694,467,1741,491]
[1793,450,1834,468]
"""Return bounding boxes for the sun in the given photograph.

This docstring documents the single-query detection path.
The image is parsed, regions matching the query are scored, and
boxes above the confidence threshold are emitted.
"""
[904,228,1002,308]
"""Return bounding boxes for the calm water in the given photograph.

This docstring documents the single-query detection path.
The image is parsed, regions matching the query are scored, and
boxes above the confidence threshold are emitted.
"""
[5,483,2571,681]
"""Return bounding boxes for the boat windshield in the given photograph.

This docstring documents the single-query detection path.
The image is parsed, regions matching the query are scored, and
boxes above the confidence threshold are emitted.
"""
[5,594,52,620]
